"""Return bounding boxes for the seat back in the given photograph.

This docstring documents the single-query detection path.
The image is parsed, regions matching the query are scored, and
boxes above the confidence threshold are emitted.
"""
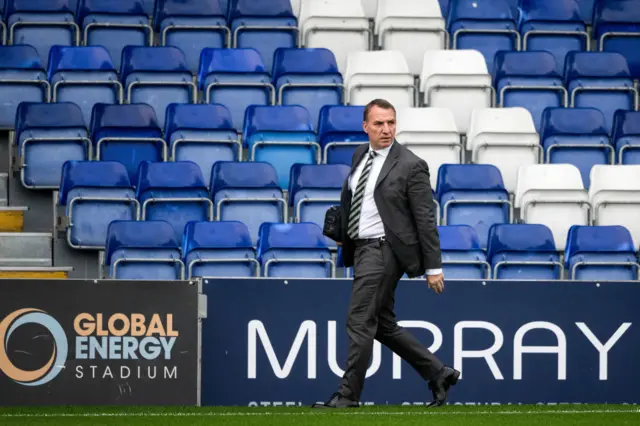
[438,225,488,279]
[318,105,368,165]
[594,0,640,79]
[612,110,640,165]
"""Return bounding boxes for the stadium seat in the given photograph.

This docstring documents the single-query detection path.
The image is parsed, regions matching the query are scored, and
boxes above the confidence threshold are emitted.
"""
[494,51,568,132]
[90,103,167,185]
[104,220,185,280]
[298,0,370,74]
[272,48,343,130]
[374,0,446,76]
[519,0,589,74]
[420,50,493,134]
[612,110,640,165]
[198,48,274,133]
[540,107,612,188]
[515,164,589,250]
[154,0,229,74]
[164,103,240,185]
[437,164,511,249]
[57,161,139,249]
[210,161,287,245]
[142,0,155,16]
[447,0,520,75]
[48,46,123,125]
[136,161,213,244]
[182,220,259,278]
[396,107,461,189]
[345,50,415,108]
[78,0,153,71]
[438,225,490,279]
[565,225,639,281]
[0,46,50,130]
[13,102,90,190]
[487,223,562,280]
[564,52,637,134]
[228,0,297,74]
[466,107,540,193]
[589,165,640,248]
[121,46,197,128]
[594,0,640,79]
[256,222,334,278]
[5,0,80,68]
[576,0,596,25]
[318,105,368,165]
[244,105,319,189]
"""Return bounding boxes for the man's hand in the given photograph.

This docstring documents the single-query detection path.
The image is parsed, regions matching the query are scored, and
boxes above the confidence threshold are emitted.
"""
[427,273,444,294]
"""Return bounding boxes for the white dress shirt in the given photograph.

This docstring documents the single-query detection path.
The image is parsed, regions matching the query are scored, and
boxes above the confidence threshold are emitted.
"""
[349,143,443,277]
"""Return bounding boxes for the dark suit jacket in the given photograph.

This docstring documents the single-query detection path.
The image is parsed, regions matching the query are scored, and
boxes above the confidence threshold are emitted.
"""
[338,141,442,278]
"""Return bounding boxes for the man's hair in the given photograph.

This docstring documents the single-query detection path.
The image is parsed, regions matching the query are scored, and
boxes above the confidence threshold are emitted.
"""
[363,99,396,122]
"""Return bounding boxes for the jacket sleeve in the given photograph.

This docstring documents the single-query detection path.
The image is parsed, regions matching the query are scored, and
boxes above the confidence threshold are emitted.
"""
[407,159,442,270]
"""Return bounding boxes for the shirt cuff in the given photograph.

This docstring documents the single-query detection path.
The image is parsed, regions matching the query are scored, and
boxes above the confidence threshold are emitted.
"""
[426,268,443,276]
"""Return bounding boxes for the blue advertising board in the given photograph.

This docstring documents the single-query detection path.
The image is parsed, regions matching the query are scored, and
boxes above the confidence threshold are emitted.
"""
[201,279,640,406]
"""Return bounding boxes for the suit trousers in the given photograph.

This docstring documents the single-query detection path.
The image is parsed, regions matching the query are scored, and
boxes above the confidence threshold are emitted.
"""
[338,239,444,401]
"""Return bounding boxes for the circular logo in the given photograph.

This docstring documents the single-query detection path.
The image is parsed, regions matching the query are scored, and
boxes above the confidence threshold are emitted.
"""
[0,309,68,386]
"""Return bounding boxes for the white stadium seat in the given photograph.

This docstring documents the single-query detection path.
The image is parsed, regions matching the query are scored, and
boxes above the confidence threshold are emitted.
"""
[396,107,460,188]
[467,107,540,193]
[374,0,446,75]
[515,164,590,251]
[420,50,493,134]
[291,0,301,16]
[361,0,379,18]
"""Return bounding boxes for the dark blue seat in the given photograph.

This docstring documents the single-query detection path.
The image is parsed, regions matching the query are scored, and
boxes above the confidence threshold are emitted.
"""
[121,46,196,128]
[90,103,166,185]
[58,160,138,249]
[594,0,640,79]
[540,107,612,188]
[564,52,636,134]
[210,161,286,245]
[182,220,258,278]
[612,110,640,165]
[198,48,274,133]
[154,0,228,74]
[104,220,184,280]
[256,222,333,278]
[494,51,567,132]
[565,225,639,281]
[228,0,297,73]
[438,225,489,279]
[437,164,511,249]
[48,46,122,125]
[576,0,596,25]
[318,105,368,165]
[14,102,90,189]
[164,103,240,185]
[487,223,562,280]
[142,0,155,16]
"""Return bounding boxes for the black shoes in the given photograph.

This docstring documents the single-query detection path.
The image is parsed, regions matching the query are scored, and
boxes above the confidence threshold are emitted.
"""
[427,366,461,407]
[311,392,360,409]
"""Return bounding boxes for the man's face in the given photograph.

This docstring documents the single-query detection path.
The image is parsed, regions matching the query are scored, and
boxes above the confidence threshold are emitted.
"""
[363,105,396,150]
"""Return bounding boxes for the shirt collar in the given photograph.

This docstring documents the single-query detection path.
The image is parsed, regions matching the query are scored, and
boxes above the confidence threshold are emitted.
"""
[368,141,393,158]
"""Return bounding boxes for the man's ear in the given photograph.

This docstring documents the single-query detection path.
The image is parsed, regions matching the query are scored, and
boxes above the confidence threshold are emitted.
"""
[362,121,368,133]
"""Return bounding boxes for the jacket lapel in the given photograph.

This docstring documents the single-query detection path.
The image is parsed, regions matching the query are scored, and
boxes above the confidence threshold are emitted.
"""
[375,141,400,188]
[350,144,369,175]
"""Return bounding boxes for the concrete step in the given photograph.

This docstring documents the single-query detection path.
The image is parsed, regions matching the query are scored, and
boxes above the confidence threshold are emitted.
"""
[0,206,28,232]
[0,232,52,267]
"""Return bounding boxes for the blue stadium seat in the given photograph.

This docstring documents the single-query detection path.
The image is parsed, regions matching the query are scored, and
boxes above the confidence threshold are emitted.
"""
[48,46,123,125]
[273,48,343,130]
[210,161,286,245]
[121,46,196,128]
[564,52,636,134]
[198,48,274,133]
[594,0,640,79]
[142,0,155,16]
[14,102,90,189]
[182,220,258,278]
[540,107,612,188]
[58,161,138,249]
[228,0,297,73]
[519,0,588,74]
[612,110,640,165]
[90,103,166,185]
[154,0,228,74]
[78,0,153,71]
[487,223,562,280]
[438,225,490,279]
[4,0,79,68]
[494,51,567,132]
[576,0,595,25]
[565,225,639,281]
[447,0,519,74]
[165,103,240,185]
[437,164,511,249]
[318,105,368,165]
[256,222,334,278]
[289,163,349,249]
[104,220,185,280]
[0,46,50,129]
[136,161,213,243]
